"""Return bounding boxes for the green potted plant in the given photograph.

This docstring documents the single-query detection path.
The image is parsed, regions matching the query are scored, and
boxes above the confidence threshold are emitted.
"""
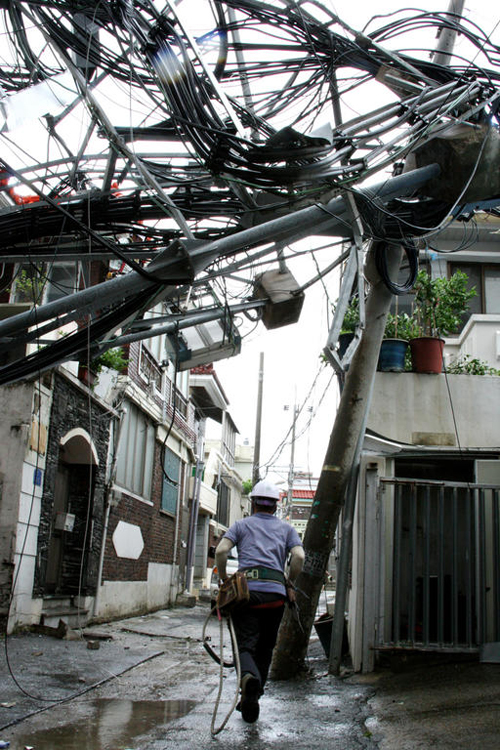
[409,269,476,374]
[338,296,359,357]
[92,347,129,374]
[78,347,128,387]
[378,311,420,372]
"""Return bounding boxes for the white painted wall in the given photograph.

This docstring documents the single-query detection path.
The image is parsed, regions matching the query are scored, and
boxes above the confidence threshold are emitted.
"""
[368,371,500,447]
[444,315,500,370]
[1,381,53,632]
[94,562,178,621]
[191,474,218,515]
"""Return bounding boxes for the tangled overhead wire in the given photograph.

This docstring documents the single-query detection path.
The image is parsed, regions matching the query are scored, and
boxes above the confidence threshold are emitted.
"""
[2,1,499,236]
[0,1,499,379]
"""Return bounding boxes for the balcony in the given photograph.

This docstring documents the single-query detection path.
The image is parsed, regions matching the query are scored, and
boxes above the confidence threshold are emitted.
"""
[190,475,218,515]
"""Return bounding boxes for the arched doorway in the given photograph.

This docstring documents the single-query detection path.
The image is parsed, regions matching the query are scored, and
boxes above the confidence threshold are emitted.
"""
[44,428,99,595]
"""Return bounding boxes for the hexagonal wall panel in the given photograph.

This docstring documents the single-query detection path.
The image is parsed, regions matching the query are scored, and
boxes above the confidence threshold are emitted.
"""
[112,521,144,560]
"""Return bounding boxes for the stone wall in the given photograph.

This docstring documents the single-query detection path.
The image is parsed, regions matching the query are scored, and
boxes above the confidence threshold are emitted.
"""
[34,373,112,597]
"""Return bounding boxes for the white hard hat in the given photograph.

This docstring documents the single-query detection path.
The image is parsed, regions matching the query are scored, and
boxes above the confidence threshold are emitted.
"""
[250,479,280,504]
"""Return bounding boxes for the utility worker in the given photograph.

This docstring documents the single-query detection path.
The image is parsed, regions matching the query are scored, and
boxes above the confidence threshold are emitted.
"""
[215,479,304,723]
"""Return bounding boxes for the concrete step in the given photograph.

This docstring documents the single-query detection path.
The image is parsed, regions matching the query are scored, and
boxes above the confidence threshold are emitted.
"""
[41,598,89,629]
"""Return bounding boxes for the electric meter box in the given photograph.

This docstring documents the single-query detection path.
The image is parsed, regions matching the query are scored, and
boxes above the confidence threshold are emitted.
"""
[253,269,304,329]
[55,512,75,532]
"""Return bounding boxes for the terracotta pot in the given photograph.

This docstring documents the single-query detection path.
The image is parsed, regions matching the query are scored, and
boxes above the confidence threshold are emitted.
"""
[378,338,408,372]
[409,337,444,374]
[78,364,96,386]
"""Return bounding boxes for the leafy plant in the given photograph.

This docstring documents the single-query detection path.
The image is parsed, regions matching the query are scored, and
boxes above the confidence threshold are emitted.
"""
[412,269,476,338]
[242,478,253,495]
[340,296,360,333]
[384,312,420,340]
[12,267,44,303]
[91,347,128,373]
[445,355,500,376]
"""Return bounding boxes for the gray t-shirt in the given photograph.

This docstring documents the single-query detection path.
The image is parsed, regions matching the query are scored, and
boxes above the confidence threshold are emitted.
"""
[223,512,302,595]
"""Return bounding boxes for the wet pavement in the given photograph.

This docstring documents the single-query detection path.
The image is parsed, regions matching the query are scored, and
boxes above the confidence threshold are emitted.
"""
[1,602,499,749]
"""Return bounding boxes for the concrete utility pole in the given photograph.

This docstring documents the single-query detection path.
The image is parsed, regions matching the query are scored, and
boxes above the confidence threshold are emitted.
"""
[252,352,265,485]
[432,0,465,67]
[285,402,298,518]
[272,242,403,679]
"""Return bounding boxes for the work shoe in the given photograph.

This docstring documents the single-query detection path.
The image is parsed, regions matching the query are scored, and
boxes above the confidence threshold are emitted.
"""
[240,673,260,723]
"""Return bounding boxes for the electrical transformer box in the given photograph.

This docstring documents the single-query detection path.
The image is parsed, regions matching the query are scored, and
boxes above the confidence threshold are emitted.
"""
[253,269,305,330]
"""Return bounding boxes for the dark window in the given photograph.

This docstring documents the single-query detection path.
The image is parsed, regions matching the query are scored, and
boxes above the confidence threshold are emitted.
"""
[395,457,474,483]
[449,262,500,328]
[216,481,230,527]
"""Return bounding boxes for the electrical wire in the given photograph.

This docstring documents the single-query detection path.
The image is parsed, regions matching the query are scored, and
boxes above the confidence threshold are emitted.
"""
[374,239,419,295]
[0,2,498,384]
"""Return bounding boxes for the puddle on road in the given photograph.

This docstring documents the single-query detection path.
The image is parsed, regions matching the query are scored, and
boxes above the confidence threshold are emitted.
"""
[10,698,196,750]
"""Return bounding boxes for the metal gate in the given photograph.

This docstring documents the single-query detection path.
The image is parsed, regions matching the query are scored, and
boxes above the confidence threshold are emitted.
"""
[378,478,500,651]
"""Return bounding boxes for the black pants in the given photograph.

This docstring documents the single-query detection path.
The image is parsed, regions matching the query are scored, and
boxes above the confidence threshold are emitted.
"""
[231,591,285,690]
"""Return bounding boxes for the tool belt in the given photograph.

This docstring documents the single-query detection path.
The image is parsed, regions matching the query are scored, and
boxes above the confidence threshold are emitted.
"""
[241,566,286,585]
[216,571,250,614]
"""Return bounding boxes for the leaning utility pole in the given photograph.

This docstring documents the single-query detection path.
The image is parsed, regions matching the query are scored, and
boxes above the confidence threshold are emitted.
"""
[272,242,403,679]
[273,0,466,679]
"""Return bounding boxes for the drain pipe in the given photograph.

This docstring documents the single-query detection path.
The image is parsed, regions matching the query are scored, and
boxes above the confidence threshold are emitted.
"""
[184,418,206,593]
[93,403,126,618]
[170,454,189,603]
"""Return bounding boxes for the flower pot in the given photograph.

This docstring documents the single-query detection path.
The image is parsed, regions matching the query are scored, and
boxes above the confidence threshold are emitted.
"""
[338,332,354,358]
[409,337,444,374]
[378,338,408,372]
[313,613,333,657]
[78,364,97,387]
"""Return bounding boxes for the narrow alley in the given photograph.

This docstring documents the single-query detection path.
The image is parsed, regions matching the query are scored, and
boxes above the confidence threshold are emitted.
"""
[1,603,499,750]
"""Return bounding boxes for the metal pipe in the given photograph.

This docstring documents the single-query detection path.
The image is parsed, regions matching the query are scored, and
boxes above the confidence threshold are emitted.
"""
[185,418,206,593]
[328,460,359,672]
[170,459,185,603]
[0,163,440,342]
[493,490,500,640]
[393,484,402,643]
[452,488,458,645]
[93,402,127,618]
[438,487,445,644]
[423,486,431,645]
[409,484,417,642]
[465,488,473,647]
[112,300,267,349]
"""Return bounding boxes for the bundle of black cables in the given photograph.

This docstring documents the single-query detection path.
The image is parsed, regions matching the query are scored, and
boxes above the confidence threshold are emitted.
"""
[373,239,418,295]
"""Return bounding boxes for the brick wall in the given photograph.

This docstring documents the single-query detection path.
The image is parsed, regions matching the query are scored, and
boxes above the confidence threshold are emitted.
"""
[98,340,196,589]
[102,441,185,582]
